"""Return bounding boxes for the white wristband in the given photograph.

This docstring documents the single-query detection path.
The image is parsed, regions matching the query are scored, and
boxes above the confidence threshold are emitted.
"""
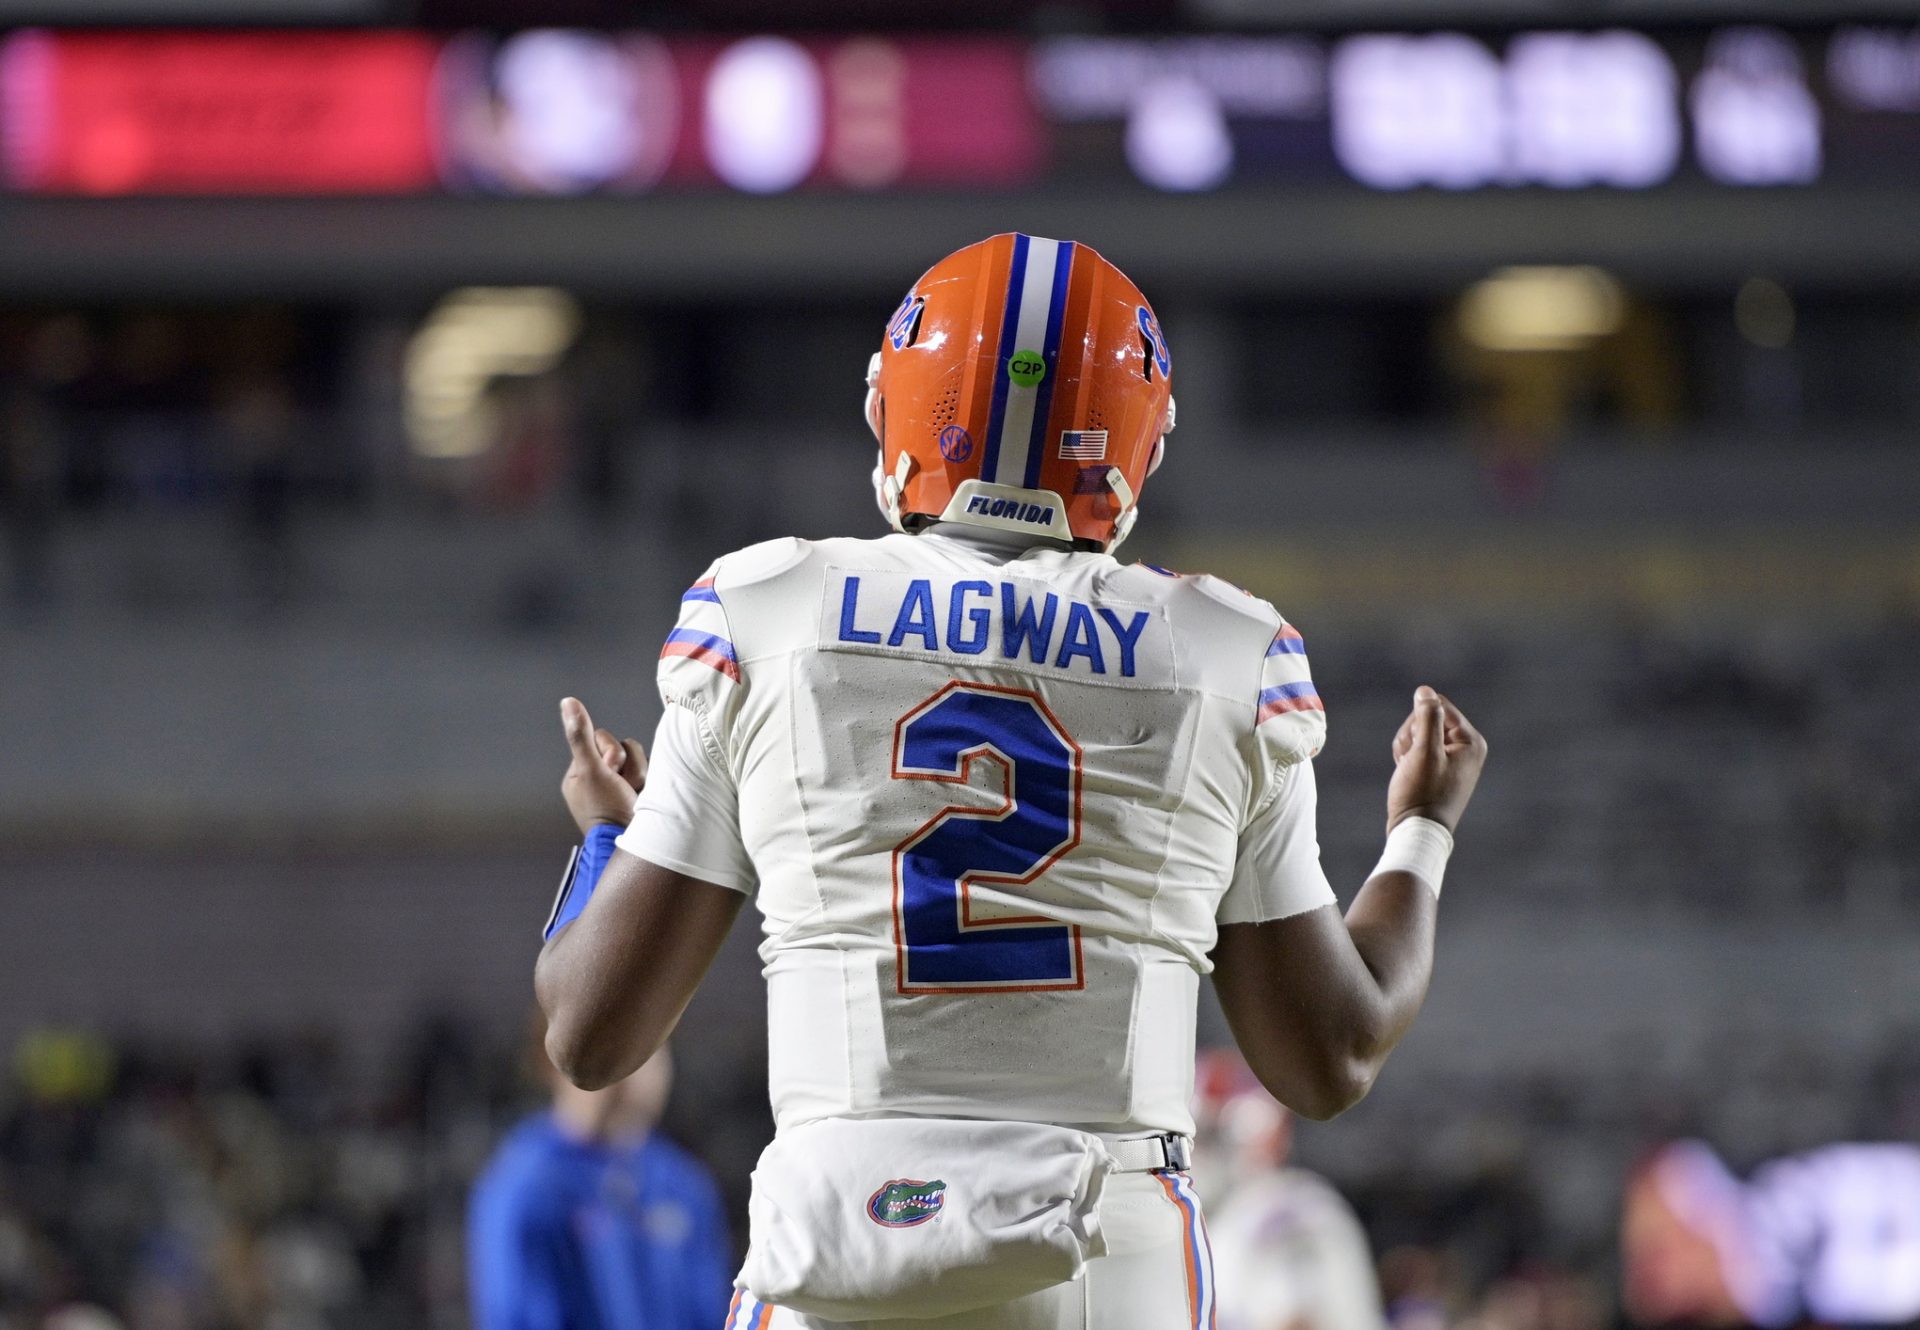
[1371,817,1454,899]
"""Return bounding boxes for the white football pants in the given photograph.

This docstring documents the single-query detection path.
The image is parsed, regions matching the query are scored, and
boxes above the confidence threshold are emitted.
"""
[723,1171,1215,1330]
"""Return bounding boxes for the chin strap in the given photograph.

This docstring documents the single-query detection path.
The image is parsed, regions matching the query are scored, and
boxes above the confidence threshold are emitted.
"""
[874,449,914,531]
[863,353,884,442]
[866,351,914,532]
[1106,466,1139,553]
[1109,395,1171,551]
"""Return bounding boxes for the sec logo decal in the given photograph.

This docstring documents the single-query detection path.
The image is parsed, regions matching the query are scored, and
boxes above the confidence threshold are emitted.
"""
[938,425,974,462]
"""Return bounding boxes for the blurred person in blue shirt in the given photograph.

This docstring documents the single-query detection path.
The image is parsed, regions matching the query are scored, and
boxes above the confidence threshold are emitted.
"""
[468,1044,733,1330]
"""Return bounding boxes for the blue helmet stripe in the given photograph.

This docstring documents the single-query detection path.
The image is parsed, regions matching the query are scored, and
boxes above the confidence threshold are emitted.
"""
[1022,240,1076,490]
[979,233,1030,486]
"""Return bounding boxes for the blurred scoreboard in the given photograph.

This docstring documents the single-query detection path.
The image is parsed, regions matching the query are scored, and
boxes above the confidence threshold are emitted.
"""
[0,24,1916,195]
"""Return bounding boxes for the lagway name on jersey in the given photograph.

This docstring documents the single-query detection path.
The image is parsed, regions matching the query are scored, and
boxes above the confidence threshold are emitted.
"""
[824,567,1172,681]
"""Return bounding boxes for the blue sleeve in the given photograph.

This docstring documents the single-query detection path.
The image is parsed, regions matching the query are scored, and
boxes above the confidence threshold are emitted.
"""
[687,1169,738,1328]
[468,1160,570,1330]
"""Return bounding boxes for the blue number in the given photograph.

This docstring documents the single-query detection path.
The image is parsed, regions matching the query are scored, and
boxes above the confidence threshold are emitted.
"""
[891,683,1083,993]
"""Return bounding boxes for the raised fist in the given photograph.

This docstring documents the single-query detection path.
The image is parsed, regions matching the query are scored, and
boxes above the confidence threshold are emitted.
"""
[1385,686,1487,835]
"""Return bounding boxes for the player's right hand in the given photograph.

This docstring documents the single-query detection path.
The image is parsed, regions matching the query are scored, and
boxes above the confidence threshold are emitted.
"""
[1385,686,1487,835]
[560,697,648,835]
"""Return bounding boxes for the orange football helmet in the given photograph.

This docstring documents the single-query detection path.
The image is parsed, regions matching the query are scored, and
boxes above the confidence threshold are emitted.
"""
[864,233,1175,551]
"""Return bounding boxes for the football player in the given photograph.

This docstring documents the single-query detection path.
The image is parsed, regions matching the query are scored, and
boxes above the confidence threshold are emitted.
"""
[535,234,1487,1330]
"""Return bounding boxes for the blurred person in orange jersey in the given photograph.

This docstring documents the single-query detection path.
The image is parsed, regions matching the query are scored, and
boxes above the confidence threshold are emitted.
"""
[1193,1050,1387,1330]
[467,1041,732,1330]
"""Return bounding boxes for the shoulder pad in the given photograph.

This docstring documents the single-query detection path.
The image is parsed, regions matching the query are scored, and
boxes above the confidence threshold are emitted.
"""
[709,536,812,590]
[1184,572,1283,630]
[1125,562,1282,629]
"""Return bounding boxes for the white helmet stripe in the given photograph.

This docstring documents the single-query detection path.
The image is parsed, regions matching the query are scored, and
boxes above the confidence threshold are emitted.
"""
[986,236,1063,487]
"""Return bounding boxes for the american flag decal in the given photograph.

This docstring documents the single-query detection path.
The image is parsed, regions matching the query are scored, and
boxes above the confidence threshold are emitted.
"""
[1058,429,1108,460]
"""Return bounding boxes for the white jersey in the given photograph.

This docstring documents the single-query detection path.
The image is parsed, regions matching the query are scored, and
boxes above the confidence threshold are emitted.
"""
[619,528,1333,1138]
[1206,1170,1386,1330]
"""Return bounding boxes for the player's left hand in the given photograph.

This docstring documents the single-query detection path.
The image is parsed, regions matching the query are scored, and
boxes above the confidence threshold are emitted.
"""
[560,697,647,835]
[1385,685,1487,835]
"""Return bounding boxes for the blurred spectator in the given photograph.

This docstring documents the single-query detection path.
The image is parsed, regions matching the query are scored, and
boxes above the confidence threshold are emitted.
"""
[215,365,302,612]
[42,1306,126,1330]
[1194,1051,1387,1330]
[0,316,88,614]
[1623,1140,1920,1329]
[466,1043,731,1330]
[566,324,649,525]
[0,1025,523,1329]
[1460,1270,1607,1330]
[1377,1246,1448,1330]
[481,374,572,514]
[0,1020,1912,1328]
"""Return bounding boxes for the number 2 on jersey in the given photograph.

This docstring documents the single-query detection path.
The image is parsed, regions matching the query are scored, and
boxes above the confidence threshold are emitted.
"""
[891,682,1084,993]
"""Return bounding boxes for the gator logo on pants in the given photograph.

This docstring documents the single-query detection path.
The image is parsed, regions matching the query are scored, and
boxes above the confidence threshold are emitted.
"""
[867,1178,947,1227]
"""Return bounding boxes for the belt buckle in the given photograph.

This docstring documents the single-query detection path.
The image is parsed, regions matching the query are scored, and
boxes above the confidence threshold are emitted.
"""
[1159,1133,1192,1172]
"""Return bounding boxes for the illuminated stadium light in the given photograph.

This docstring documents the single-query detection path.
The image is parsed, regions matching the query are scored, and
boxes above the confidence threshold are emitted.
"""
[1828,25,1920,111]
[1331,34,1506,189]
[1331,31,1681,190]
[1457,266,1626,352]
[1504,31,1679,188]
[705,36,824,193]
[1693,28,1822,185]
[1736,277,1796,349]
[1125,78,1233,191]
[436,30,680,194]
[404,287,582,459]
[490,31,643,193]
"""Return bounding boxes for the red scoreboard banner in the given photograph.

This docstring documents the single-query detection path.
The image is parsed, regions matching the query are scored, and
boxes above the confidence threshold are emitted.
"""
[0,28,1042,196]
[0,31,440,194]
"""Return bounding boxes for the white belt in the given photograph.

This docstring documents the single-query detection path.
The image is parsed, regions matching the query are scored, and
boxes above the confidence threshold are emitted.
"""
[1104,1133,1193,1173]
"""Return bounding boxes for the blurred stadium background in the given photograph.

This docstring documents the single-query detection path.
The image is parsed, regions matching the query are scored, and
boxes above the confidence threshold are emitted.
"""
[1,0,1919,1326]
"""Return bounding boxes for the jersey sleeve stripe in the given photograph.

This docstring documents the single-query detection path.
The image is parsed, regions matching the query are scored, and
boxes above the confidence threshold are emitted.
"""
[681,579,722,604]
[1257,681,1323,724]
[664,628,736,660]
[1266,625,1305,656]
[660,629,741,683]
